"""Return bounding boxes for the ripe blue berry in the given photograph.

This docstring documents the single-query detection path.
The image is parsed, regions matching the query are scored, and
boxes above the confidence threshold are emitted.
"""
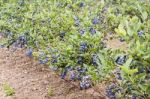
[80,75,91,90]
[138,30,144,36]
[39,52,49,64]
[26,48,33,57]
[51,55,58,64]
[91,54,98,66]
[115,55,127,65]
[17,35,27,48]
[119,38,125,42]
[0,44,5,48]
[70,71,76,80]
[60,69,67,79]
[89,27,96,35]
[74,16,80,26]
[75,20,80,26]
[132,95,136,99]
[79,42,88,52]
[66,66,72,71]
[60,32,66,40]
[50,66,58,71]
[39,57,49,64]
[79,29,85,35]
[92,18,99,24]
[77,67,87,73]
[77,56,84,65]
[79,2,84,7]
[116,72,122,80]
[106,84,116,99]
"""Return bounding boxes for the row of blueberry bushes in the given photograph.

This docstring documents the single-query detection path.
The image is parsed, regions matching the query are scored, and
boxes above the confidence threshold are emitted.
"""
[0,0,149,98]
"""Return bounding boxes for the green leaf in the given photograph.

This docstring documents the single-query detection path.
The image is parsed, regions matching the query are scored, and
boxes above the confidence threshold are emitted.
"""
[142,11,148,21]
[115,24,126,37]
[124,57,133,68]
[121,66,138,75]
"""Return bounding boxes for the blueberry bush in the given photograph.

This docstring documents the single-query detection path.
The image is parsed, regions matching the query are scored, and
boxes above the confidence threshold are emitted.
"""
[0,0,149,98]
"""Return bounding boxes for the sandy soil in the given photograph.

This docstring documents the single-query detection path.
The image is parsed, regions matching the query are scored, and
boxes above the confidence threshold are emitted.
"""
[0,47,106,99]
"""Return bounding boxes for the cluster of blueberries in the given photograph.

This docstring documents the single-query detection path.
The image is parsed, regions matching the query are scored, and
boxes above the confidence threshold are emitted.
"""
[73,14,100,36]
[106,80,145,99]
[8,35,27,48]
[106,84,117,99]
[60,66,91,89]
[79,42,88,52]
[115,55,127,65]
[114,55,147,99]
[0,31,29,49]
[114,55,127,81]
[80,75,92,89]
[76,20,99,36]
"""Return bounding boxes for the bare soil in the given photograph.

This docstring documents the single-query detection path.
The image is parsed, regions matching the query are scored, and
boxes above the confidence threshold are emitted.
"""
[0,47,106,99]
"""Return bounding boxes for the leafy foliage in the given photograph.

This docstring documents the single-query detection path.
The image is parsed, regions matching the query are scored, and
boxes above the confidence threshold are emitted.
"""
[0,0,149,98]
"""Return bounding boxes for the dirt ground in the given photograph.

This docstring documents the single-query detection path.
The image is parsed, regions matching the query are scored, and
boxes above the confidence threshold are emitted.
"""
[0,47,107,99]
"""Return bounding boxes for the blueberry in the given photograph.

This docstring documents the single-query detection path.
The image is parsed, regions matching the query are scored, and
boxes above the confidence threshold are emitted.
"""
[106,84,118,99]
[79,29,85,35]
[92,54,98,66]
[74,16,80,26]
[0,44,5,48]
[79,2,84,7]
[92,18,99,24]
[39,57,49,64]
[74,16,78,20]
[50,66,58,71]
[80,75,91,90]
[127,83,132,91]
[75,20,80,26]
[119,38,125,42]
[79,42,88,52]
[67,4,73,9]
[19,35,26,42]
[89,27,96,35]
[77,67,87,73]
[66,66,73,71]
[80,81,86,89]
[39,52,49,64]
[18,35,27,47]
[109,96,115,99]
[60,69,67,79]
[77,56,84,65]
[138,30,144,36]
[132,95,136,99]
[77,75,82,80]
[51,55,58,64]
[116,72,122,80]
[70,71,76,80]
[115,55,127,65]
[26,48,33,57]
[83,75,91,80]
[51,59,57,64]
[60,32,66,40]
